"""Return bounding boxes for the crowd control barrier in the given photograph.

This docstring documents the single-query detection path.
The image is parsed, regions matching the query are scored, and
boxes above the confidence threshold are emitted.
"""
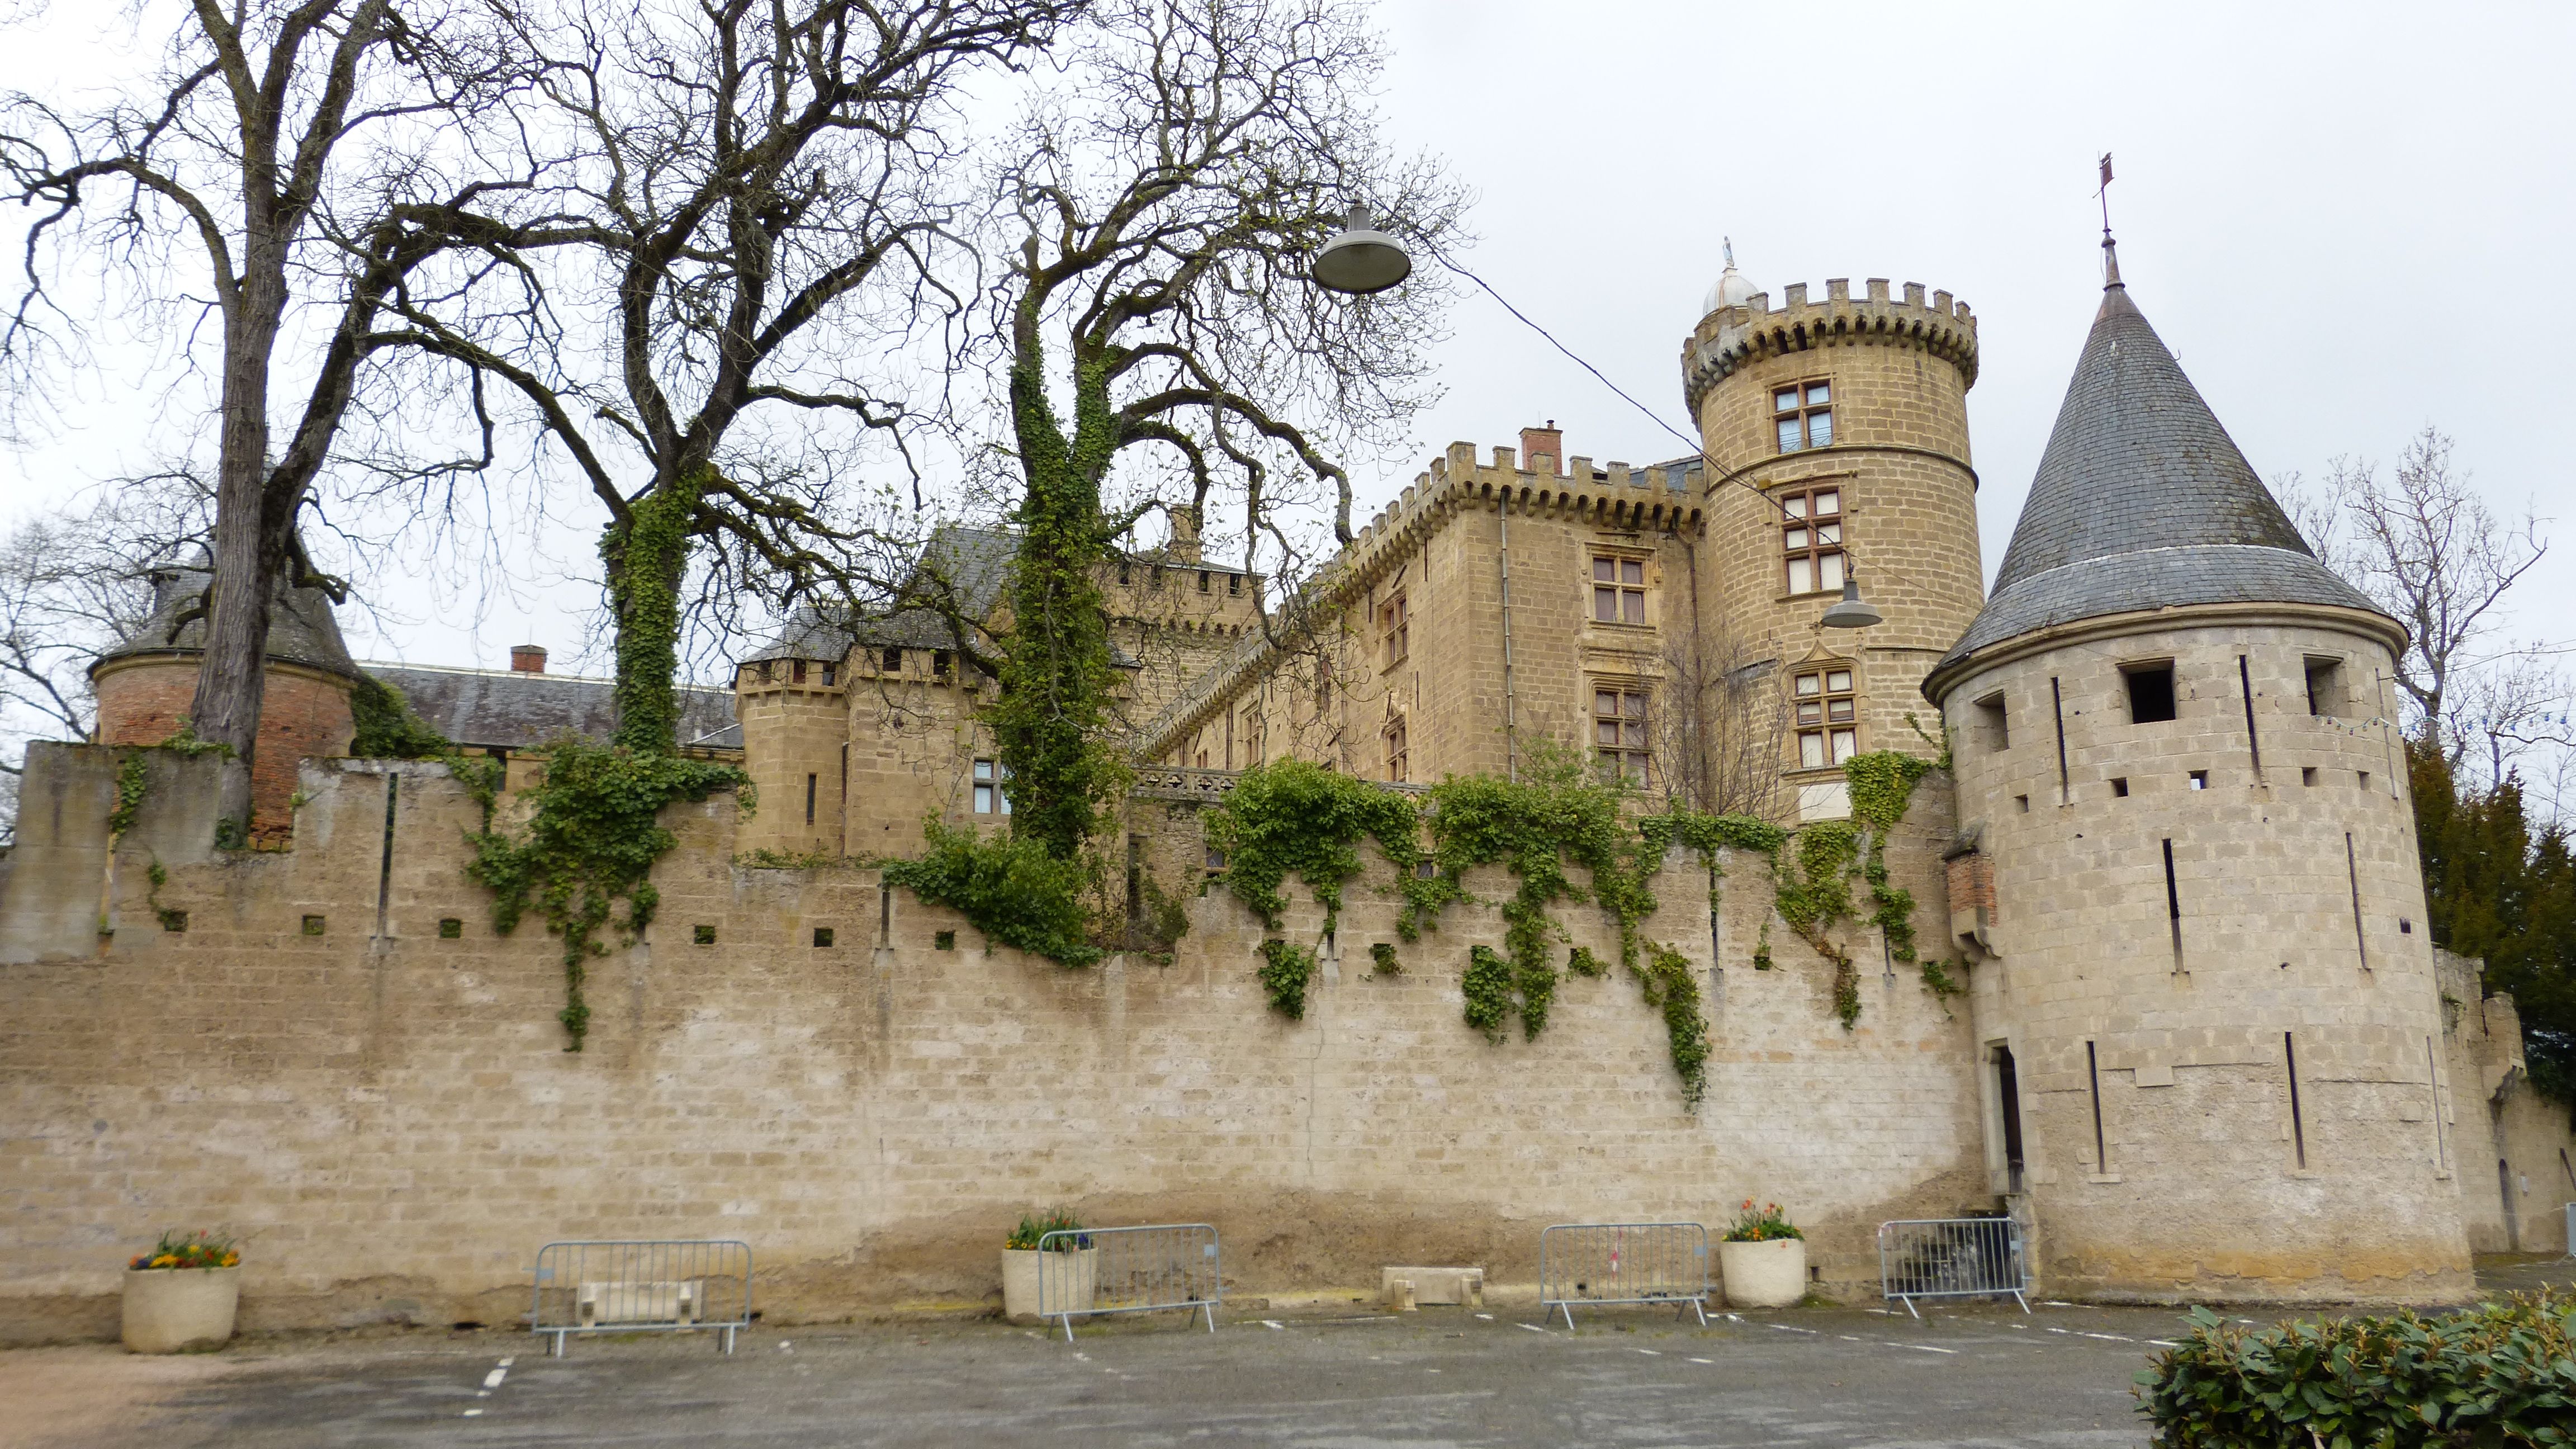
[1536,1221,1710,1328]
[531,1239,752,1356]
[1036,1223,1221,1342]
[1877,1217,2029,1315]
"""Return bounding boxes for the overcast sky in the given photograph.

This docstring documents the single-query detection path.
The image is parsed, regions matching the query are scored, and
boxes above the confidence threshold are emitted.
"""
[3,0,2569,679]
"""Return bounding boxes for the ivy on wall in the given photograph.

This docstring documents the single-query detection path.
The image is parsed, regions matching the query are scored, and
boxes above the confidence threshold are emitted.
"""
[1204,759,1426,934]
[466,738,748,1050]
[1257,939,1317,1020]
[879,820,1104,968]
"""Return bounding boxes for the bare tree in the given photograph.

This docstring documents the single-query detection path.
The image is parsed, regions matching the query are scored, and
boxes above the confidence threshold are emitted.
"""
[2288,428,2556,759]
[980,0,1465,855]
[1649,614,1786,819]
[1,0,543,838]
[0,478,215,837]
[380,0,1084,754]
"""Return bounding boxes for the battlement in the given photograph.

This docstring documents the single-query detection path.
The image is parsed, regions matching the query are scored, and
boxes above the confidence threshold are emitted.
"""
[1682,277,1978,416]
[1136,438,1705,756]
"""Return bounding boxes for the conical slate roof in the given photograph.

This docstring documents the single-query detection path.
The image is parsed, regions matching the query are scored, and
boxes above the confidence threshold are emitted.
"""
[1933,260,2388,683]
[94,555,361,680]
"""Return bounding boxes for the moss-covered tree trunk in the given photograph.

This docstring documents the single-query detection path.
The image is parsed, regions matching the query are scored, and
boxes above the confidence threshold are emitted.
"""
[993,332,1123,861]
[600,468,705,756]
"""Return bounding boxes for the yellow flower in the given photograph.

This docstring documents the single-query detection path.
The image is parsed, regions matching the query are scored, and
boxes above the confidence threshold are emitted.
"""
[150,1255,177,1268]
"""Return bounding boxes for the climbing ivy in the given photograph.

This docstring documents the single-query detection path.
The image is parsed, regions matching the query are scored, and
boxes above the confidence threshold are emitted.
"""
[1368,941,1401,976]
[1204,759,1425,933]
[1257,939,1317,1020]
[1462,944,1515,1044]
[992,347,1124,861]
[1637,941,1710,1107]
[465,737,747,1050]
[879,820,1104,968]
[106,753,149,837]
[600,467,706,757]
[348,675,451,759]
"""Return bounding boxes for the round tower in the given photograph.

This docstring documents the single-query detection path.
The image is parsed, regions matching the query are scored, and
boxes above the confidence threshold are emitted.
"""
[1682,267,1983,816]
[1922,249,2470,1303]
[91,558,360,837]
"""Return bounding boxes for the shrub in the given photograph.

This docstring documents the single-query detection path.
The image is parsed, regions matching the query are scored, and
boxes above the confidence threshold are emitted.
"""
[880,821,1102,967]
[1722,1200,1802,1243]
[2135,1292,2576,1447]
[130,1229,237,1270]
[1258,939,1318,1020]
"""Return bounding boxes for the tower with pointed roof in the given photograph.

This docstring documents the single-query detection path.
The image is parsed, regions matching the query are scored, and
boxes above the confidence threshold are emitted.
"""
[1924,243,2470,1303]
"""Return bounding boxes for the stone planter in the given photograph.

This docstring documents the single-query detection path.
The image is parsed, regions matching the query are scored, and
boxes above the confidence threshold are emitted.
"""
[122,1267,239,1353]
[1000,1247,1097,1323]
[1717,1238,1806,1309]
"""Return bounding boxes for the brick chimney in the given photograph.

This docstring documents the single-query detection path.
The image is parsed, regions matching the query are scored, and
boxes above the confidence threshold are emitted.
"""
[510,645,547,674]
[1519,420,1564,476]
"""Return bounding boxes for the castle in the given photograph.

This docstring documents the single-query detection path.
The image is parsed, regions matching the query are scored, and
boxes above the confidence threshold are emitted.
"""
[3,243,2570,1341]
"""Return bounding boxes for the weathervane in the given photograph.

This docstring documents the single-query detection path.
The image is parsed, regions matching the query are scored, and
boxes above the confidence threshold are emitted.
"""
[2097,151,2122,286]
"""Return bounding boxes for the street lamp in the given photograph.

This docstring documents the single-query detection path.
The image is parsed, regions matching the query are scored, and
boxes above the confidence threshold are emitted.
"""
[1311,205,1412,296]
[1817,575,1883,629]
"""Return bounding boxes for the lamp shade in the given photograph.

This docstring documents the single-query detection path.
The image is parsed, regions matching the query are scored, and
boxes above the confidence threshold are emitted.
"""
[1311,205,1411,296]
[1819,576,1883,629]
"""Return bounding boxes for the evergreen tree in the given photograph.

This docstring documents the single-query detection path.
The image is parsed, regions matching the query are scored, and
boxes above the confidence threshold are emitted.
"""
[2414,740,2576,1099]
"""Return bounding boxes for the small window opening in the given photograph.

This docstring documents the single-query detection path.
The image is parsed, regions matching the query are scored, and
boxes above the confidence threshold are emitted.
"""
[1228,574,1242,596]
[302,915,326,936]
[2358,770,2372,790]
[2015,794,2030,813]
[882,647,903,673]
[2400,917,2413,935]
[806,773,818,825]
[2188,770,2208,790]
[1973,692,2009,751]
[2110,777,2129,797]
[1197,569,1211,593]
[163,911,189,933]
[813,927,835,948]
[693,924,717,945]
[1992,1045,2026,1194]
[821,662,837,686]
[2304,656,2346,717]
[1117,561,1131,585]
[934,930,956,951]
[973,759,1012,816]
[2285,1032,2309,1169]
[2302,767,2318,787]
[1204,841,1228,873]
[438,917,463,939]
[2086,1040,2108,1172]
[2123,661,2178,723]
[791,660,807,684]
[932,650,951,679]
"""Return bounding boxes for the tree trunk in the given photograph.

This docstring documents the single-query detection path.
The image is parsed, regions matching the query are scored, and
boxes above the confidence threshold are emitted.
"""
[187,259,290,839]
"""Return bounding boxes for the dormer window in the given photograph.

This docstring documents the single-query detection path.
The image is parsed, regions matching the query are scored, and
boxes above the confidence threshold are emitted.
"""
[1774,380,1833,452]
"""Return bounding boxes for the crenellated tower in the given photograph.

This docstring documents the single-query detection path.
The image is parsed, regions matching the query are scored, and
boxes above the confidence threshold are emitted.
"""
[1683,263,1984,819]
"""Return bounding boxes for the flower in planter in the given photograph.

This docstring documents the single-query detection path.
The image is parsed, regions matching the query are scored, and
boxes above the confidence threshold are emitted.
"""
[1004,1212,1090,1252]
[1722,1200,1803,1243]
[131,1229,239,1270]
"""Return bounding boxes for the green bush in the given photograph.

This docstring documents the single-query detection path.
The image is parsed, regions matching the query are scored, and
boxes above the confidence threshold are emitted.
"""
[1257,939,1318,1020]
[2135,1292,2576,1447]
[880,821,1102,968]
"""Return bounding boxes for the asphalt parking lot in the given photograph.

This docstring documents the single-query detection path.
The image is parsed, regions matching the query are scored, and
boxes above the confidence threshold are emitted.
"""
[12,1257,2570,1449]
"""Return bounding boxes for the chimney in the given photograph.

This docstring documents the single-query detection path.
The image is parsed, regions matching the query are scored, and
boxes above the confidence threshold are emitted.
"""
[1519,420,1564,476]
[1167,503,1203,565]
[510,645,547,674]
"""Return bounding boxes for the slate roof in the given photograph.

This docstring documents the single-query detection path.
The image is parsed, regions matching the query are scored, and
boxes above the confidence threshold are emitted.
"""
[743,525,1018,664]
[1936,264,2390,679]
[366,662,741,754]
[94,560,362,681]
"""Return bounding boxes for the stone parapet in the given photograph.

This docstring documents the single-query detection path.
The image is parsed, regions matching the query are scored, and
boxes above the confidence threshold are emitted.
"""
[1682,278,1978,418]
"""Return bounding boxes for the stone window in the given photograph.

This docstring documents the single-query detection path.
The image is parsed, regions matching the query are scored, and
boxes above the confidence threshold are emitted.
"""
[1779,487,1845,596]
[1973,691,2009,751]
[972,757,1012,815]
[821,661,837,686]
[882,646,902,673]
[2123,661,2177,723]
[932,650,951,680]
[1593,685,1650,783]
[2304,656,2346,717]
[1773,379,1833,453]
[790,660,808,684]
[1241,707,1264,765]
[1794,666,1858,768]
[1591,556,1647,625]
[1198,570,1211,594]
[1379,591,1409,669]
[1384,717,1409,783]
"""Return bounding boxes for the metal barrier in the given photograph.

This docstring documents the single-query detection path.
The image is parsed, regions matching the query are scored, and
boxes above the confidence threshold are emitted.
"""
[1877,1217,2029,1316]
[531,1239,753,1356]
[2565,1202,2574,1259]
[1537,1221,1710,1328]
[1035,1224,1221,1342]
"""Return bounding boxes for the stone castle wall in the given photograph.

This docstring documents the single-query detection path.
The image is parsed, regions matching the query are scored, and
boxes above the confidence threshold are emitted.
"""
[91,656,354,838]
[0,744,1992,1345]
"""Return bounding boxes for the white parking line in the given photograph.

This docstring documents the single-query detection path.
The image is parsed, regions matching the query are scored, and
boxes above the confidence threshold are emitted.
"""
[481,1368,507,1390]
[1634,1348,1660,1356]
[1475,1313,1494,1321]
[1262,1320,1284,1330]
[462,1408,484,1418]
[1891,1342,1958,1355]
[1763,1323,1820,1336]
[2148,1339,2180,1347]
[1687,1357,1713,1364]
